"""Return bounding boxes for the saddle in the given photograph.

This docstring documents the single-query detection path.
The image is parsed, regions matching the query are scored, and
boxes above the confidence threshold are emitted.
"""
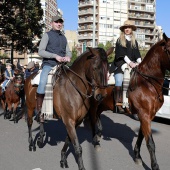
[31,65,62,120]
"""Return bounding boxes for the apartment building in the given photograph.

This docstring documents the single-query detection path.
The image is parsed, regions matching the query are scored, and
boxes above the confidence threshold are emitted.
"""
[78,0,157,49]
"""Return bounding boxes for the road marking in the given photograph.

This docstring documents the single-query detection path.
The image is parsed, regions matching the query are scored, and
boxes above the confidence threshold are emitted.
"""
[32,168,42,170]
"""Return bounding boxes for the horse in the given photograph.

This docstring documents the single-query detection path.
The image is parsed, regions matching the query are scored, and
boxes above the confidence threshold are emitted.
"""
[24,47,113,170]
[88,33,170,170]
[3,68,25,123]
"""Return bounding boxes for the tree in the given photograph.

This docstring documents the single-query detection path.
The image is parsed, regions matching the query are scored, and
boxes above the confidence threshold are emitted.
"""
[0,0,44,64]
[67,47,78,66]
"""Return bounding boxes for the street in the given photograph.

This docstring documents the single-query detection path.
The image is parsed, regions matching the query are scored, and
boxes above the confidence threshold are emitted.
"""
[0,109,169,170]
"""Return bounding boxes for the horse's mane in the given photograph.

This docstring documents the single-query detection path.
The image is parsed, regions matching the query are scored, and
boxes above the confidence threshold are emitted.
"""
[71,47,107,68]
[143,39,164,61]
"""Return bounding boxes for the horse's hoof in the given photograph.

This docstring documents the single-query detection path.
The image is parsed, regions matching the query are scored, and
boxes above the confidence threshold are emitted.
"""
[94,144,101,151]
[37,139,43,148]
[60,160,69,168]
[29,146,32,151]
[33,146,36,152]
[134,158,142,165]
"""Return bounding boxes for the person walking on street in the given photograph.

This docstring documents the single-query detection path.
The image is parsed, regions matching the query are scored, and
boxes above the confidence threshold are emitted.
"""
[36,15,72,122]
[111,20,141,113]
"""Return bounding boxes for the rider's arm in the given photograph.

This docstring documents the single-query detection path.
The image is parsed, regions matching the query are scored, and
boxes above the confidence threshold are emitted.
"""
[38,33,59,59]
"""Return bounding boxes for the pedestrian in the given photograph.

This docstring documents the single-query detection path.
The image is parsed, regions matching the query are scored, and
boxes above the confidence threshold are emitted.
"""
[110,20,142,113]
[25,61,39,79]
[36,15,72,122]
[1,63,14,92]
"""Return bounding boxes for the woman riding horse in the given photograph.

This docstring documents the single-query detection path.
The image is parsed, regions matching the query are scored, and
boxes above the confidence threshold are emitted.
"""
[88,33,170,170]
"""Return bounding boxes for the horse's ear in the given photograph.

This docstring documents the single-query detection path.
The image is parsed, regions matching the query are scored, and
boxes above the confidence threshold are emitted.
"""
[106,47,114,57]
[86,47,99,57]
[163,32,168,42]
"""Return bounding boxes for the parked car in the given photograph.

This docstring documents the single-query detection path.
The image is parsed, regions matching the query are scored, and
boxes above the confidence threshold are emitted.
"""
[156,78,170,119]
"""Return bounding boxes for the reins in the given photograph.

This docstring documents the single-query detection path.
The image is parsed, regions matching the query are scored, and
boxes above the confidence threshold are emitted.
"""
[131,47,170,99]
[62,64,95,98]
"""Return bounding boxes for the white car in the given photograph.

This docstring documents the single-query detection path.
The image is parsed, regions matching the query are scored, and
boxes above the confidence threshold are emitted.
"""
[156,79,170,119]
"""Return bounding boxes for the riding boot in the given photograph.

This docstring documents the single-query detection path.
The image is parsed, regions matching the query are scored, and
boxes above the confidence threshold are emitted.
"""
[114,86,125,114]
[36,93,45,123]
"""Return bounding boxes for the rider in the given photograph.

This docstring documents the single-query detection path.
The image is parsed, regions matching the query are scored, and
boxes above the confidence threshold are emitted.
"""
[1,63,14,92]
[37,15,72,122]
[111,20,141,113]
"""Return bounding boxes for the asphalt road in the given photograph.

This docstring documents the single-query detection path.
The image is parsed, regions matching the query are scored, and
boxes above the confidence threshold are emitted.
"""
[0,109,169,170]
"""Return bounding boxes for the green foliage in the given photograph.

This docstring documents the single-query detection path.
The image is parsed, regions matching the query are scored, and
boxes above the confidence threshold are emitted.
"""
[67,47,78,66]
[139,49,148,59]
[0,0,44,53]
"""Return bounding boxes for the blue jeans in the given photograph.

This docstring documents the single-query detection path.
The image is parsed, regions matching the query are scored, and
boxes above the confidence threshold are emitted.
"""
[37,65,52,94]
[114,73,123,86]
[2,80,10,91]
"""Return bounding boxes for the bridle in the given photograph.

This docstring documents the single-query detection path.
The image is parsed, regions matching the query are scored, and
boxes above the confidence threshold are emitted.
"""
[60,60,108,99]
[13,74,24,94]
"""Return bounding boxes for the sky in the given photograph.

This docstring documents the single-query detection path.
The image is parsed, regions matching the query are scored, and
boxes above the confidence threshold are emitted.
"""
[57,0,170,37]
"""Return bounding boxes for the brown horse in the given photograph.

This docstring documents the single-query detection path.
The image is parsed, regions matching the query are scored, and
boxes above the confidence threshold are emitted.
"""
[24,47,113,170]
[0,65,5,108]
[88,33,170,170]
[3,69,25,123]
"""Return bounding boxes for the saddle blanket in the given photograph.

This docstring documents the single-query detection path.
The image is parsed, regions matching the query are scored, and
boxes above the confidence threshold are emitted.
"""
[108,73,115,85]
[31,66,57,120]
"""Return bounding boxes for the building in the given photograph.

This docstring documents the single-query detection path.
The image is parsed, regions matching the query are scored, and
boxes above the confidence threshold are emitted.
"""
[78,0,157,50]
[65,30,78,51]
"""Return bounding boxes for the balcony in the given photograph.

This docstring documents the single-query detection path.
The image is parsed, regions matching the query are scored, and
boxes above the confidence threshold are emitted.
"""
[78,10,98,16]
[135,23,155,28]
[129,13,155,21]
[79,1,98,8]
[129,0,155,5]
[78,18,97,24]
[78,35,98,40]
[129,7,155,13]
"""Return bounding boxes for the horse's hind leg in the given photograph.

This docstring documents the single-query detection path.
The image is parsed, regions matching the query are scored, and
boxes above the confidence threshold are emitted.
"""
[27,109,36,151]
[37,122,45,148]
[60,135,70,168]
[141,120,160,170]
[134,127,144,165]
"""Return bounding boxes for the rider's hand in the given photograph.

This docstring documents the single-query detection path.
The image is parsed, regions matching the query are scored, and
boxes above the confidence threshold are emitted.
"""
[55,55,64,62]
[62,57,71,62]
[129,62,137,68]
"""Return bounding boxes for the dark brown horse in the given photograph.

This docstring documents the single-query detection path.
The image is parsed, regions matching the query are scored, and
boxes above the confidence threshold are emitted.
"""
[24,47,113,170]
[89,33,170,170]
[3,69,25,123]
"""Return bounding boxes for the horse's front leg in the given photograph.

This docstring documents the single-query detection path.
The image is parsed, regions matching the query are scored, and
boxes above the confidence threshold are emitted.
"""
[66,124,85,170]
[60,135,70,168]
[13,102,20,123]
[27,109,36,151]
[6,103,12,120]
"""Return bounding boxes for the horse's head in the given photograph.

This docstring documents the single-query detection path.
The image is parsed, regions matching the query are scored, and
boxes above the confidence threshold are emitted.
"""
[160,33,170,70]
[86,47,114,101]
[13,69,25,93]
